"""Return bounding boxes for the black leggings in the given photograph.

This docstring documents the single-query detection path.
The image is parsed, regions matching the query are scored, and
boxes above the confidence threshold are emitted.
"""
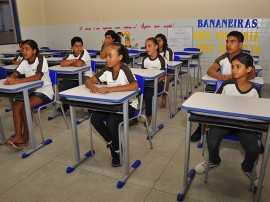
[91,106,136,150]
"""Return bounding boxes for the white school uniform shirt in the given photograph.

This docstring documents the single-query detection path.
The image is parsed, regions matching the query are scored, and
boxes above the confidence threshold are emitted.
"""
[214,52,232,75]
[141,54,166,70]
[15,55,54,99]
[63,49,92,76]
[94,63,138,109]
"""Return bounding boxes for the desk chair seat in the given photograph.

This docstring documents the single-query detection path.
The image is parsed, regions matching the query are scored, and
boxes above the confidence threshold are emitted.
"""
[87,49,97,58]
[88,74,153,166]
[32,70,69,143]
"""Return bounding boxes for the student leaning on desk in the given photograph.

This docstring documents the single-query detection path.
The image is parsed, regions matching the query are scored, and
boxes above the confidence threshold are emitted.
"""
[84,43,138,167]
[191,31,256,142]
[195,53,261,187]
[3,39,53,150]
[58,36,91,112]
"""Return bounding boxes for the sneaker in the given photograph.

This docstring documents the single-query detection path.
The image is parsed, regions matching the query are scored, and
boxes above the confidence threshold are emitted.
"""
[190,125,202,142]
[242,170,262,187]
[108,143,120,167]
[195,161,220,174]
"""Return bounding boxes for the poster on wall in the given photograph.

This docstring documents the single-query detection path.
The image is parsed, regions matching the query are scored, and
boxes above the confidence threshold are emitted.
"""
[167,27,193,51]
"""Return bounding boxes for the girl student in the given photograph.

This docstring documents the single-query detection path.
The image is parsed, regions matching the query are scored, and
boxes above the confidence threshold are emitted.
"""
[3,39,53,150]
[155,33,174,109]
[85,43,138,167]
[142,37,166,126]
[100,30,130,65]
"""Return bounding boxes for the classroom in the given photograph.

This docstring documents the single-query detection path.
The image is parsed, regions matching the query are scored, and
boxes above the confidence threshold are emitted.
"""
[0,0,270,201]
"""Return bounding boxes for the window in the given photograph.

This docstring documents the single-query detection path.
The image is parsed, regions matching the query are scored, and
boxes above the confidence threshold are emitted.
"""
[0,0,21,45]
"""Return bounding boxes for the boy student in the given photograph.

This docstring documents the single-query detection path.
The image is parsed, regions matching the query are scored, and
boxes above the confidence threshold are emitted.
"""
[58,36,91,112]
[191,31,256,142]
[195,53,261,186]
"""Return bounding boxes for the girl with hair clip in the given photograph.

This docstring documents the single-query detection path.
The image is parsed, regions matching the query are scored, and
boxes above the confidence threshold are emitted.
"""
[85,43,138,167]
[100,30,130,65]
[142,37,166,126]
[3,39,53,150]
[155,33,174,108]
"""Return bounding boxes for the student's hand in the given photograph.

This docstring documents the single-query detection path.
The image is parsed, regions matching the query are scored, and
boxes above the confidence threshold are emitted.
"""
[96,86,111,94]
[3,77,16,85]
[103,40,110,47]
[89,85,99,93]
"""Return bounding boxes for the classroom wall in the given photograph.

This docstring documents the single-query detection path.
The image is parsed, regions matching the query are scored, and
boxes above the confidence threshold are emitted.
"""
[1,0,270,83]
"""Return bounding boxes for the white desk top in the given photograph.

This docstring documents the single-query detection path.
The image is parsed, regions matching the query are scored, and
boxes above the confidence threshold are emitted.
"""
[46,57,62,62]
[59,84,139,104]
[178,55,192,60]
[0,79,43,93]
[201,74,264,85]
[49,65,90,73]
[0,57,14,61]
[128,48,146,53]
[182,92,270,121]
[0,64,17,70]
[131,68,164,79]
[166,60,183,68]
[183,51,203,55]
[255,65,262,71]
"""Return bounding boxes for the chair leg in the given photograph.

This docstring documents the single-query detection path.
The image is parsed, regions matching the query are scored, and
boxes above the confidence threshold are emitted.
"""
[56,101,69,129]
[118,123,123,166]
[88,114,94,155]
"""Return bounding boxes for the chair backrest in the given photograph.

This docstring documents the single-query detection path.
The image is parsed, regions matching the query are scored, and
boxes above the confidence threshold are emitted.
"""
[40,47,50,51]
[91,60,96,72]
[134,74,145,95]
[174,51,190,56]
[141,46,145,49]
[184,48,200,52]
[174,55,181,61]
[0,67,7,79]
[128,50,140,54]
[241,49,250,53]
[49,70,57,85]
[87,49,97,58]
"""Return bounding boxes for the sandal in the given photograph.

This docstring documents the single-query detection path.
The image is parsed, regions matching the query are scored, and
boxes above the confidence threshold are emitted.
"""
[3,141,23,151]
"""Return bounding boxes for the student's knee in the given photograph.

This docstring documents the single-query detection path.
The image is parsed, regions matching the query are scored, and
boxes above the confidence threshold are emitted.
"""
[246,144,259,157]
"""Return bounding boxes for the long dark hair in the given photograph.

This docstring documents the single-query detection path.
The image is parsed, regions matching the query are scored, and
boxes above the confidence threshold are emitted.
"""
[155,33,168,57]
[105,30,121,43]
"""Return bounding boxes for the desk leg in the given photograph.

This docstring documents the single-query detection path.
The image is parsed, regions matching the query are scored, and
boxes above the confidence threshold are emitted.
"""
[195,54,202,88]
[22,89,52,159]
[117,101,141,188]
[150,77,164,138]
[0,116,5,142]
[177,112,195,201]
[254,125,270,202]
[171,65,181,118]
[66,105,94,173]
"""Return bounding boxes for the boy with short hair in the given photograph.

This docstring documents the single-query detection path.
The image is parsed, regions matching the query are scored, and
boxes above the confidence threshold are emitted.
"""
[195,53,260,186]
[191,31,256,142]
[58,36,91,111]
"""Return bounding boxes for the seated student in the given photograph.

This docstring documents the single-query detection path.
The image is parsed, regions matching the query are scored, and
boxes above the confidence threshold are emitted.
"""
[85,43,138,167]
[3,39,53,150]
[195,53,260,186]
[191,31,256,142]
[12,40,24,65]
[142,37,165,126]
[155,33,174,109]
[58,36,91,111]
[100,30,130,65]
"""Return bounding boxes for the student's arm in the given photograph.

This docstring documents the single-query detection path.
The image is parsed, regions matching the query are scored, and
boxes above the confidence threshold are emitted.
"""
[97,81,138,94]
[207,63,232,80]
[60,59,84,67]
[11,60,21,65]
[85,76,99,93]
[247,65,256,79]
[99,44,107,59]
[4,72,43,85]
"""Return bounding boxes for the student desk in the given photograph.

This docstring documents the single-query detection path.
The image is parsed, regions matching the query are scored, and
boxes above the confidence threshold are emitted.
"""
[49,65,90,85]
[0,79,52,158]
[255,65,262,77]
[178,92,270,202]
[0,57,14,63]
[0,52,19,57]
[59,85,140,188]
[40,52,60,57]
[131,68,165,137]
[46,57,62,65]
[201,74,264,91]
[91,54,140,67]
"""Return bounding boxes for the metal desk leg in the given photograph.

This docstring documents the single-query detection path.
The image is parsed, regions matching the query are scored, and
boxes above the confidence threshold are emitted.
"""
[0,116,5,142]
[117,101,141,188]
[177,112,195,201]
[171,65,181,118]
[150,77,164,138]
[184,58,192,100]
[22,89,52,159]
[254,125,270,202]
[66,105,94,173]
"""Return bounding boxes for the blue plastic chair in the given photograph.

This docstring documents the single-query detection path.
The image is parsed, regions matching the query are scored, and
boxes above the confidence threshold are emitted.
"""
[32,70,69,143]
[40,47,50,51]
[241,49,251,53]
[87,50,97,58]
[0,67,7,79]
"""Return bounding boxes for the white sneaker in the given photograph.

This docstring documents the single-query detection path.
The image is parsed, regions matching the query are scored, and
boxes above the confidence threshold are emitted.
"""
[242,170,264,188]
[195,161,220,174]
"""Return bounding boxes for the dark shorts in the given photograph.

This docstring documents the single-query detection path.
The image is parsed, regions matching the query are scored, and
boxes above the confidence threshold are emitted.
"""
[15,91,51,104]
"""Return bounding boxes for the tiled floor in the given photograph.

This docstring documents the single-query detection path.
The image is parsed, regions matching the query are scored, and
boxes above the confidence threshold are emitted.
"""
[0,82,270,202]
